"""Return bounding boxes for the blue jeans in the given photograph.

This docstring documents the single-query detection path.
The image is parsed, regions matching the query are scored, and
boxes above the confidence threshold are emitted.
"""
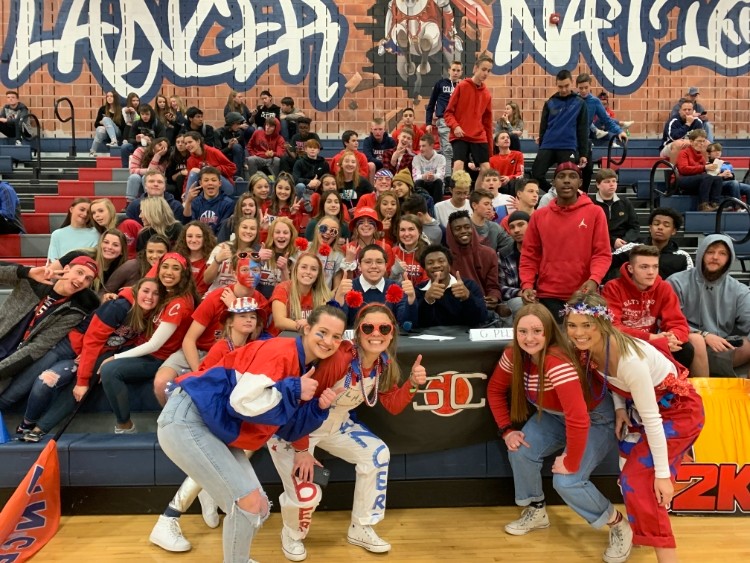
[0,338,76,411]
[120,141,136,168]
[436,118,452,172]
[722,179,750,202]
[100,354,163,424]
[158,389,269,563]
[126,173,145,202]
[90,117,120,153]
[508,393,616,527]
[22,358,77,424]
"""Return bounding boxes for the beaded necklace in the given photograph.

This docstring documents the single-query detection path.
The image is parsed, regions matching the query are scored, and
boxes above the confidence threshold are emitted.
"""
[344,346,383,407]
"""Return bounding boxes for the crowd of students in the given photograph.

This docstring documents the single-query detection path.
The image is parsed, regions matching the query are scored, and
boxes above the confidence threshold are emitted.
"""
[0,56,721,562]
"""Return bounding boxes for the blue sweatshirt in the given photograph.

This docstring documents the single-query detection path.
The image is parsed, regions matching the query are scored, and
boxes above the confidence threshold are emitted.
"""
[362,133,396,167]
[581,93,622,133]
[416,277,488,328]
[186,193,234,234]
[426,78,459,123]
[539,93,589,154]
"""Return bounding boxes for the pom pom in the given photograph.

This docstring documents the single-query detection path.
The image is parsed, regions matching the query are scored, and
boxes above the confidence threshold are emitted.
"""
[385,284,404,304]
[295,237,309,252]
[345,290,364,308]
[318,243,332,257]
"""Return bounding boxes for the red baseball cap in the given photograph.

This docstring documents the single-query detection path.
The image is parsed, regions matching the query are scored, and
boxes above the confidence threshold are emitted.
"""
[554,161,582,178]
[69,256,99,277]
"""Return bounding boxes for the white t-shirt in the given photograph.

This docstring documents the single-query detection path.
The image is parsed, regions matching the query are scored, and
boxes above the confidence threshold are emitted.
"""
[434,199,472,228]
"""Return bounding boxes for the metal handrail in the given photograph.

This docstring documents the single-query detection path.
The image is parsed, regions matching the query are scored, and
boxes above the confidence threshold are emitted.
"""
[600,134,628,167]
[20,113,42,182]
[648,159,678,213]
[715,197,750,245]
[54,97,76,158]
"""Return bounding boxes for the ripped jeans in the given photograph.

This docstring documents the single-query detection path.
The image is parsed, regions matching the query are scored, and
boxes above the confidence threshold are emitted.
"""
[22,358,78,424]
[158,388,270,563]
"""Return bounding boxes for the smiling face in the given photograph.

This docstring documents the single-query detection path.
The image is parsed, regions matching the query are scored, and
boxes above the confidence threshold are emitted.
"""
[566,313,604,353]
[392,180,410,198]
[90,202,111,227]
[159,259,183,288]
[356,217,377,240]
[183,137,199,154]
[357,310,394,358]
[398,219,420,248]
[100,234,123,261]
[238,218,258,244]
[136,280,160,311]
[252,179,270,200]
[275,181,292,203]
[323,193,341,216]
[322,176,338,192]
[317,218,339,245]
[374,175,393,194]
[423,250,450,284]
[341,154,358,174]
[185,225,204,252]
[295,255,320,287]
[241,196,257,217]
[57,264,96,295]
[515,314,547,358]
[272,222,292,250]
[145,241,168,265]
[200,173,221,198]
[360,249,387,285]
[144,173,166,197]
[450,216,473,246]
[379,195,398,219]
[70,203,91,228]
[303,313,345,360]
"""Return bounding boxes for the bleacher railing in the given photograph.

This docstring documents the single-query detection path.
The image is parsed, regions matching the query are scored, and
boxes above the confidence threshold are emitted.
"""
[648,159,678,213]
[20,113,42,182]
[598,134,628,168]
[54,97,76,158]
[715,197,750,245]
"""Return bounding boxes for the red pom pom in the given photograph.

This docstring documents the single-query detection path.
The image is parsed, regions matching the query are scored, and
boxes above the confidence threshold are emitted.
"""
[385,284,404,304]
[345,290,364,308]
[318,243,332,257]
[295,237,309,251]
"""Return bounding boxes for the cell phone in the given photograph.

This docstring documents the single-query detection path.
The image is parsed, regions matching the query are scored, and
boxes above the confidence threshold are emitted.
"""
[618,425,628,441]
[312,466,330,487]
[727,336,744,348]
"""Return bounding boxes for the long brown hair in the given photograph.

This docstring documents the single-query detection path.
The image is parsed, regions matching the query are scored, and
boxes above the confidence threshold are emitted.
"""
[352,303,401,392]
[510,304,588,422]
[174,220,216,260]
[61,197,93,228]
[124,277,163,337]
[288,254,332,321]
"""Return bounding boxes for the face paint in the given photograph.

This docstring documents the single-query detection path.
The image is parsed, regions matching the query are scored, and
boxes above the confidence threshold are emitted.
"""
[236,256,261,288]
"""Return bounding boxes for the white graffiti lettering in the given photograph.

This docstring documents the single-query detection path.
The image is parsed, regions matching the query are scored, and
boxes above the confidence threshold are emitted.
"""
[489,0,750,94]
[1,0,348,110]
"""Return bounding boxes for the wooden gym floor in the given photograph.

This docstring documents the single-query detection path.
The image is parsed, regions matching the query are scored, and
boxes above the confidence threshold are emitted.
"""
[41,505,748,562]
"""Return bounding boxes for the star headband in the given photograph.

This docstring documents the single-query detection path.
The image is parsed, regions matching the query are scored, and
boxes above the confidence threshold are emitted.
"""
[561,302,614,322]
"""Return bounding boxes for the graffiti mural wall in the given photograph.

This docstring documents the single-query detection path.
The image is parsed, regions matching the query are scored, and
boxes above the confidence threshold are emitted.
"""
[1,0,748,138]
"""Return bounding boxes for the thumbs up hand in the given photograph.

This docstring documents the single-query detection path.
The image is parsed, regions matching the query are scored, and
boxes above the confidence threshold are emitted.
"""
[299,366,318,401]
[409,354,427,386]
[318,386,346,409]
[401,272,416,304]
[451,270,470,301]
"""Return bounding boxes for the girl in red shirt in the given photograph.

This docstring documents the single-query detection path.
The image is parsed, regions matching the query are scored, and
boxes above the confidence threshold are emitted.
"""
[198,297,266,370]
[390,214,428,284]
[204,216,261,295]
[487,304,626,563]
[271,253,332,334]
[174,221,216,296]
[376,191,400,246]
[675,129,723,211]
[257,217,298,299]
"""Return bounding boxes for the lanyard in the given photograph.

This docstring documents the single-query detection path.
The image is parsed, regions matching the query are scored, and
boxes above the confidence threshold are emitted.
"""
[23,293,66,340]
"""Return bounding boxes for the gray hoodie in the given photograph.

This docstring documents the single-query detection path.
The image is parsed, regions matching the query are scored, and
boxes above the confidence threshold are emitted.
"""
[666,234,750,337]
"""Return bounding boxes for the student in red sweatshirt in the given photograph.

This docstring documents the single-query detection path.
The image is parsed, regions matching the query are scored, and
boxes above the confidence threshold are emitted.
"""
[601,245,696,374]
[675,129,723,211]
[443,54,494,175]
[247,117,286,178]
[520,162,611,320]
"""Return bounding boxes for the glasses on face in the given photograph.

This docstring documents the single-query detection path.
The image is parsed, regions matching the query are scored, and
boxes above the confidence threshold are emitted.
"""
[361,258,386,266]
[318,224,339,237]
[359,323,393,336]
[238,251,261,261]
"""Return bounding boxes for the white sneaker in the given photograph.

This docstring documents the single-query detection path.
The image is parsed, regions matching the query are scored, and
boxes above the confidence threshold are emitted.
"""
[149,515,191,552]
[107,140,119,147]
[281,526,307,561]
[114,422,136,434]
[198,490,220,528]
[347,523,391,553]
[603,517,633,563]
[621,121,635,129]
[15,139,22,146]
[504,505,550,536]
[595,128,609,139]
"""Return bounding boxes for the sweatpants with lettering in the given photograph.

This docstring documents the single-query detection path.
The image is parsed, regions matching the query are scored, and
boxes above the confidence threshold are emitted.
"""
[618,388,704,548]
[268,417,390,540]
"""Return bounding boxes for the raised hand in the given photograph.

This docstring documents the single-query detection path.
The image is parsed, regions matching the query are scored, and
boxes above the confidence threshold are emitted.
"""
[409,354,426,386]
[450,270,470,301]
[318,387,346,409]
[277,252,290,271]
[258,247,274,261]
[426,272,446,302]
[401,272,416,304]
[299,366,318,401]
[344,240,358,262]
[290,197,302,214]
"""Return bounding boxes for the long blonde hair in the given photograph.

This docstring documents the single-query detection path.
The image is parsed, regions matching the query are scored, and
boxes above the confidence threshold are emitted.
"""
[91,198,118,232]
[352,303,401,392]
[288,253,332,321]
[309,216,341,255]
[510,303,588,422]
[140,197,179,238]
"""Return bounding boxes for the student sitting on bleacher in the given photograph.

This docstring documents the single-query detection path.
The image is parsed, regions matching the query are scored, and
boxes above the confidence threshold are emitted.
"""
[165,133,189,198]
[14,277,162,442]
[184,132,237,195]
[304,190,351,240]
[181,166,234,235]
[336,150,374,210]
[256,217,299,299]
[47,197,100,262]
[307,215,345,290]
[125,137,170,202]
[135,197,183,252]
[0,257,99,393]
[271,253,332,334]
[216,112,247,182]
[660,100,704,162]
[119,103,167,168]
[0,90,29,145]
[90,198,117,233]
[47,228,127,297]
[89,90,123,155]
[0,180,25,234]
[126,170,184,225]
[216,192,258,243]
[204,216,261,294]
[104,234,169,295]
[667,234,750,377]
[173,221,216,296]
[675,129,723,211]
[707,142,750,205]
[179,106,218,148]
[590,168,640,251]
[246,117,285,179]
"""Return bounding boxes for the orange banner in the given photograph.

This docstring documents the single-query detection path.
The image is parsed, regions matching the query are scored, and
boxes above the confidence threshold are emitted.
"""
[0,440,61,561]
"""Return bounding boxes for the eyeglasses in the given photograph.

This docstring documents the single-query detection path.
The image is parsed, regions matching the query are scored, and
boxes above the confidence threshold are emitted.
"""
[238,251,261,261]
[318,224,339,237]
[359,323,393,336]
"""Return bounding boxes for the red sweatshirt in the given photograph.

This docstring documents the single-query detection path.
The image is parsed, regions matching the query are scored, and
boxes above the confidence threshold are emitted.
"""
[675,145,707,176]
[489,151,525,179]
[487,347,591,473]
[330,149,369,178]
[601,262,689,343]
[247,117,286,158]
[444,78,493,146]
[186,145,237,186]
[520,194,611,300]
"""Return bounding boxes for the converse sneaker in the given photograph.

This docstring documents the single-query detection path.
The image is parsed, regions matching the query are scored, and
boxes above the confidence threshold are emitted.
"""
[504,505,550,536]
[198,490,220,528]
[603,518,633,563]
[149,515,191,552]
[281,526,307,561]
[347,523,391,553]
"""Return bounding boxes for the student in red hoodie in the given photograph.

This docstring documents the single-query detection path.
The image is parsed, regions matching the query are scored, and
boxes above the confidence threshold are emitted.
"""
[184,131,237,195]
[601,245,697,374]
[247,116,286,178]
[443,54,494,174]
[520,162,611,320]
[675,129,723,211]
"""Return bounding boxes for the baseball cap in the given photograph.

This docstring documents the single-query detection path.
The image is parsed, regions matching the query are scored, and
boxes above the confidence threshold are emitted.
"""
[554,161,582,178]
[69,256,98,277]
[688,87,699,96]
[225,111,245,125]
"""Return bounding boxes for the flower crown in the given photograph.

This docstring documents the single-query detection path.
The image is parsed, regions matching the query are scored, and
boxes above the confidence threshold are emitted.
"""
[561,302,614,322]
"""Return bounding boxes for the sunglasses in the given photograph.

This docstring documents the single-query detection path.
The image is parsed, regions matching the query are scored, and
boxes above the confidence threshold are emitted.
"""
[318,224,339,237]
[238,251,261,261]
[359,323,394,336]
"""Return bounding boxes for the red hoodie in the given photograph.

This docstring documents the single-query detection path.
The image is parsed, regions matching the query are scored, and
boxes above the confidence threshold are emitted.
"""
[520,194,611,300]
[444,78,493,146]
[247,117,286,158]
[445,219,501,300]
[675,145,708,176]
[601,262,689,343]
[185,145,237,190]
